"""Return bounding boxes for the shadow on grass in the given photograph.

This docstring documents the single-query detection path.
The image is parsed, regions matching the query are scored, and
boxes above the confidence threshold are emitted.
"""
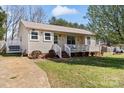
[49,56,124,69]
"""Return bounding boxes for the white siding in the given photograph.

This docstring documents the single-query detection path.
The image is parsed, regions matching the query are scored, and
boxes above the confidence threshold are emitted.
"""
[90,36,96,46]
[19,23,28,54]
[19,23,96,55]
[28,30,54,54]
[84,36,96,45]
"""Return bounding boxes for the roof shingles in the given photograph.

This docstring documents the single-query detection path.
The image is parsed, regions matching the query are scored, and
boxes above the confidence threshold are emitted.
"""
[21,20,95,35]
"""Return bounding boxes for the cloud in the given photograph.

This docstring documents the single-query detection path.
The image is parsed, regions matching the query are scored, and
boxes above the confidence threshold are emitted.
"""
[52,5,79,17]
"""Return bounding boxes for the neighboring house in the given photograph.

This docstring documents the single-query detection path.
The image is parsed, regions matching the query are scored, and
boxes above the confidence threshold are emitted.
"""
[6,20,101,58]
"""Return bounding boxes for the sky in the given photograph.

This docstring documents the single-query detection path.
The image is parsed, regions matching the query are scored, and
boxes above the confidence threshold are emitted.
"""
[42,5,89,25]
[2,5,89,38]
[1,5,89,39]
[2,5,89,25]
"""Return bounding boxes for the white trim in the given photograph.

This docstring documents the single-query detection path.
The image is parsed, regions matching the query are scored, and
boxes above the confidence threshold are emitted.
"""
[54,34,58,44]
[43,32,52,42]
[30,30,40,41]
[87,36,91,45]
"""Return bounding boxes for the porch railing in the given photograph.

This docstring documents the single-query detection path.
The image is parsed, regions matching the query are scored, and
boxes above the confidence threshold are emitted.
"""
[52,44,62,58]
[6,39,21,46]
[85,45,101,52]
[64,44,71,57]
[67,44,101,53]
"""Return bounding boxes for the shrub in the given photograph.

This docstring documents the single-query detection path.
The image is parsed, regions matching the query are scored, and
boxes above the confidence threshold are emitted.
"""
[48,50,56,58]
[31,50,42,59]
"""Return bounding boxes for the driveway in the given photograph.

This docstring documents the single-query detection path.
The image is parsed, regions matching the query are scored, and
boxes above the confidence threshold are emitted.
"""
[0,56,50,88]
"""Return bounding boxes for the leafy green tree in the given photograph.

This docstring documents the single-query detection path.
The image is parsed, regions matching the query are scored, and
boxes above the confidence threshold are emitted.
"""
[49,17,86,29]
[0,7,6,40]
[79,24,85,29]
[86,5,124,44]
[73,23,78,28]
[49,16,56,25]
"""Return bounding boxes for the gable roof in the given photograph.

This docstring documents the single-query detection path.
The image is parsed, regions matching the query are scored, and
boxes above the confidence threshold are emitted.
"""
[21,20,95,35]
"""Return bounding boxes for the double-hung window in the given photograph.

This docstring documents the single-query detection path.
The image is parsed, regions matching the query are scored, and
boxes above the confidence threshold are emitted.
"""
[44,32,52,41]
[30,30,39,40]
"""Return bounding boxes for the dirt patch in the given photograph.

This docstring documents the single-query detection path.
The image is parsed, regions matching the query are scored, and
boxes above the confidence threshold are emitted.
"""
[0,56,50,88]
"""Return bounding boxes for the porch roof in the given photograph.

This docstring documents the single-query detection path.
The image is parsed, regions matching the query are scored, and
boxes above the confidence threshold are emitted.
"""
[21,20,95,35]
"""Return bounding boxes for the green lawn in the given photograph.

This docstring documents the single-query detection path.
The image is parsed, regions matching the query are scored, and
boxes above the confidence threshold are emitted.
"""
[36,53,124,88]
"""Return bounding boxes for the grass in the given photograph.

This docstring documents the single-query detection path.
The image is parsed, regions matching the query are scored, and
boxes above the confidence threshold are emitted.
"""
[36,53,124,88]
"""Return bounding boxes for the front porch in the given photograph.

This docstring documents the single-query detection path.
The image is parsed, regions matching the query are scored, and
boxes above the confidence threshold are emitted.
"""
[52,44,101,58]
[51,32,101,58]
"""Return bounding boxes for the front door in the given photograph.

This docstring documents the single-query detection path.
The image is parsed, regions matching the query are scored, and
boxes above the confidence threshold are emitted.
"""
[54,34,58,44]
[67,35,76,51]
[67,35,76,45]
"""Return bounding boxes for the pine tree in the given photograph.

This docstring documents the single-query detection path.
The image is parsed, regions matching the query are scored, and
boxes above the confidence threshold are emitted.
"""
[86,5,124,44]
[0,7,6,40]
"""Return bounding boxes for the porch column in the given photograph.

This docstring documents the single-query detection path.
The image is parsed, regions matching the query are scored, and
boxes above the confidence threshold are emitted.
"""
[84,36,87,45]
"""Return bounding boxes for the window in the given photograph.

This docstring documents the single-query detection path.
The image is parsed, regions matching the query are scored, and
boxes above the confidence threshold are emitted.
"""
[54,35,58,44]
[67,35,75,45]
[87,37,91,45]
[30,30,39,40]
[44,32,52,41]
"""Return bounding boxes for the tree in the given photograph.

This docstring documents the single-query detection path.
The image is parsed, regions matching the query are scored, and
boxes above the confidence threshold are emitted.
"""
[86,5,124,44]
[49,17,56,25]
[0,7,6,40]
[25,6,46,23]
[49,17,86,29]
[79,24,85,29]
[4,6,26,40]
[4,5,47,40]
[49,17,68,26]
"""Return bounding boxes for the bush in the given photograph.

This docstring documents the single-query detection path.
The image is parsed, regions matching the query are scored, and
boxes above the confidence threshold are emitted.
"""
[31,50,42,59]
[48,50,56,58]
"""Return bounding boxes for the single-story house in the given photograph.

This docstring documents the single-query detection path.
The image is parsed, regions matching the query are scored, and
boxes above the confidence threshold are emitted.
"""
[6,20,101,58]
